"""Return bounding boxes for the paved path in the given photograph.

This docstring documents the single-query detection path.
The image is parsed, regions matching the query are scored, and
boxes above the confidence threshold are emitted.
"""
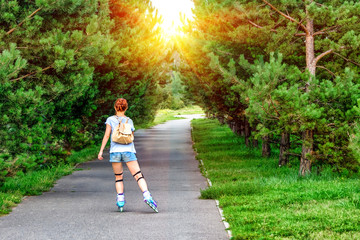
[0,115,228,240]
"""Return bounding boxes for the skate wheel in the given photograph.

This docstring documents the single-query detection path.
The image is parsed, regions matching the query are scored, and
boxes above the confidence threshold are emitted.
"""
[146,201,158,213]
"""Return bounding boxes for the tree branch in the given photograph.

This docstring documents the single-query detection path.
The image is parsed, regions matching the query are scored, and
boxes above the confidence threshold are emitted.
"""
[333,52,360,67]
[269,94,281,117]
[6,8,42,35]
[286,152,301,157]
[314,2,329,9]
[260,104,280,120]
[313,46,347,65]
[214,49,234,56]
[10,65,53,81]
[313,25,341,36]
[262,0,309,34]
[248,20,263,29]
[313,49,334,65]
[316,65,336,78]
[248,20,277,32]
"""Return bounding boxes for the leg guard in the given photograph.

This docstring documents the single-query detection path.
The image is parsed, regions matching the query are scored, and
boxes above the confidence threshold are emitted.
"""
[115,172,123,183]
[133,170,145,182]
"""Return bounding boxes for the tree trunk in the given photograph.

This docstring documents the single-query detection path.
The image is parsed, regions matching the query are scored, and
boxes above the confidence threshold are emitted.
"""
[262,136,271,157]
[227,121,238,135]
[218,116,225,125]
[253,139,258,148]
[305,18,316,88]
[279,132,290,166]
[240,118,245,136]
[244,119,251,147]
[233,120,241,135]
[207,113,215,119]
[299,16,315,175]
[299,130,313,175]
[228,121,234,132]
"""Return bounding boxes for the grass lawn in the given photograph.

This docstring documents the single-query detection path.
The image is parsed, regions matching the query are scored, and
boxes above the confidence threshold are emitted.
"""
[138,105,204,129]
[192,118,360,240]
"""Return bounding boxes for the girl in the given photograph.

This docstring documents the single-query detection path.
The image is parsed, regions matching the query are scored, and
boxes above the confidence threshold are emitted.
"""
[98,98,158,212]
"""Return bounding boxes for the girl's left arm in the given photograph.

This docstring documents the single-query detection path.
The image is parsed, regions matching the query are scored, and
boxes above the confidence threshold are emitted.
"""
[98,124,112,160]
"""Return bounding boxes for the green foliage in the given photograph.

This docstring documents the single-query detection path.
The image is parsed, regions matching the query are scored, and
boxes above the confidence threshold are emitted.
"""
[192,118,360,239]
[240,53,360,170]
[179,0,360,172]
[159,71,191,110]
[0,0,170,182]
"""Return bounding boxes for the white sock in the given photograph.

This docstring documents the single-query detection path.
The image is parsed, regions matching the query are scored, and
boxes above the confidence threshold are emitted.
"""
[143,190,151,198]
[117,193,124,201]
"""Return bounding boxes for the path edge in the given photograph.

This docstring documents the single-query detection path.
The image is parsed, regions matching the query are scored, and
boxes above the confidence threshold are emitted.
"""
[190,126,233,240]
[198,158,233,240]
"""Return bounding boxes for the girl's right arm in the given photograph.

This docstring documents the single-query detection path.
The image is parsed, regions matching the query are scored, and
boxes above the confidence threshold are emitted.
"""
[98,124,112,160]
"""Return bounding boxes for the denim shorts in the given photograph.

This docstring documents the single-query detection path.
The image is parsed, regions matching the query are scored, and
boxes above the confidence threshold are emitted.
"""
[110,152,137,163]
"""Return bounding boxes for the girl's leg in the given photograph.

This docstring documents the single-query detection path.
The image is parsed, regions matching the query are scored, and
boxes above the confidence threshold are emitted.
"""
[127,160,158,212]
[112,162,124,194]
[126,160,148,192]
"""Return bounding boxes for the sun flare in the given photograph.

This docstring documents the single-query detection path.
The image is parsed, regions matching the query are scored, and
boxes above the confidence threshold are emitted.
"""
[151,0,194,38]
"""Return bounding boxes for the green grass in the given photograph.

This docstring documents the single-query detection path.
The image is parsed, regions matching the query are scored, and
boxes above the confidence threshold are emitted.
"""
[192,118,360,240]
[138,105,204,129]
[0,146,99,216]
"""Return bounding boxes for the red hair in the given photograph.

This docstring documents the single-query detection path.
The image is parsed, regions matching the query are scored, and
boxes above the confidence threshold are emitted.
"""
[114,98,128,112]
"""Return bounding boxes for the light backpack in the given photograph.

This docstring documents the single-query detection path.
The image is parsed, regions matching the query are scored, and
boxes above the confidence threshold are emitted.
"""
[111,116,134,144]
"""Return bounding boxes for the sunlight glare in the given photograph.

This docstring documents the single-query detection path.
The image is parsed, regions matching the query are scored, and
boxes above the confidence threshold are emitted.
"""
[151,0,194,38]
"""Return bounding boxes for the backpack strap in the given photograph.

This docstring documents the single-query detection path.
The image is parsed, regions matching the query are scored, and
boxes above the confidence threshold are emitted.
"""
[114,115,126,123]
[125,117,129,123]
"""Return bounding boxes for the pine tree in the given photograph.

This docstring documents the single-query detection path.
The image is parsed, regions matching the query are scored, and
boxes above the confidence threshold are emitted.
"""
[244,0,360,174]
[0,0,169,180]
[178,0,360,174]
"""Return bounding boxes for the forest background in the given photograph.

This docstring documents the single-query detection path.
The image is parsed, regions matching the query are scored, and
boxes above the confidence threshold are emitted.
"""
[0,0,189,183]
[178,0,360,176]
[1,0,360,194]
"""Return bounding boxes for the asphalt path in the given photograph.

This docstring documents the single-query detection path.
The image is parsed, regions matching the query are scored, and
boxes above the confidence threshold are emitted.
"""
[0,115,228,240]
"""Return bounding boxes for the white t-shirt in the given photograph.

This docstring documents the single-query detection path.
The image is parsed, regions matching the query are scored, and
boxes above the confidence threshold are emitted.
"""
[105,116,136,153]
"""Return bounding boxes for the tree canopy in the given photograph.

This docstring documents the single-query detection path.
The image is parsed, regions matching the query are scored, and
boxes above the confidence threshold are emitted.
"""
[0,0,171,181]
[177,0,360,174]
